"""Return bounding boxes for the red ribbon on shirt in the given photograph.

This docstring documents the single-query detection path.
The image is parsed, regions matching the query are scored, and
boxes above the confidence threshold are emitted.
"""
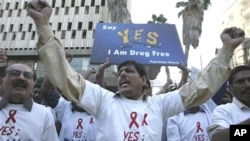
[89,117,94,124]
[196,121,203,133]
[5,110,17,124]
[129,112,139,129]
[142,113,148,126]
[76,118,83,129]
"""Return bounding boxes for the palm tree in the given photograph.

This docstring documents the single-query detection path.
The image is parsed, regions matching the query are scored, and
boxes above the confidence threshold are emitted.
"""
[176,0,211,61]
[146,14,170,80]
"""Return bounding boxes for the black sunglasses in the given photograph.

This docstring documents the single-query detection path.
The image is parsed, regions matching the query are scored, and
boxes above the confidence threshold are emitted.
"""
[5,69,34,80]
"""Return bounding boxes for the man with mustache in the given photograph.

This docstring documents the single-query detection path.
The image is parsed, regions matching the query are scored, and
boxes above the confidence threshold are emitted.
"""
[0,54,59,140]
[27,0,245,140]
[208,65,250,141]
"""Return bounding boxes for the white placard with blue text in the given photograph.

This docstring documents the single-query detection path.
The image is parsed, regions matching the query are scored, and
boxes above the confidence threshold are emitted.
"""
[90,23,187,66]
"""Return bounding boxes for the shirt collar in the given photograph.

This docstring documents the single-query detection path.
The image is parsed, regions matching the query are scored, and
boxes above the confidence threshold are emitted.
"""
[233,97,250,111]
[114,92,147,101]
[0,96,33,111]
[183,106,205,115]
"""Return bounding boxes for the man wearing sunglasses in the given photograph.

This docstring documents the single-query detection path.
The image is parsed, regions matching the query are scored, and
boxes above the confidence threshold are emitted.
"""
[0,63,59,140]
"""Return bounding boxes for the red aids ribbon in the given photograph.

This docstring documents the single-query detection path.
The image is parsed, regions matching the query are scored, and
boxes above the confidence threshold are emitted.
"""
[142,113,148,126]
[129,112,139,129]
[89,117,94,124]
[196,122,203,133]
[5,110,17,124]
[76,118,83,129]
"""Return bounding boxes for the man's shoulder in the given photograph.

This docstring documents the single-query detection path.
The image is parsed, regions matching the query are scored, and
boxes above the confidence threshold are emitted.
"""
[32,102,54,112]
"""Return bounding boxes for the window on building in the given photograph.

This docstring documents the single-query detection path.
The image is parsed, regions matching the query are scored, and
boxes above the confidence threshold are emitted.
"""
[61,30,66,39]
[70,57,86,71]
[75,6,79,14]
[71,30,76,39]
[9,24,13,32]
[8,10,12,17]
[101,0,105,6]
[5,3,9,10]
[71,0,75,7]
[55,7,59,15]
[0,10,3,17]
[67,22,72,31]
[0,25,4,32]
[91,0,95,6]
[81,0,85,7]
[88,22,93,30]
[12,32,16,40]
[21,32,25,40]
[95,5,99,14]
[85,6,89,14]
[82,30,87,39]
[78,22,82,30]
[19,24,23,32]
[17,9,21,16]
[52,0,56,8]
[62,0,65,7]
[15,2,19,9]
[58,23,61,31]
[2,32,7,40]
[28,24,32,32]
[31,31,35,40]
[65,7,69,15]
[24,2,28,9]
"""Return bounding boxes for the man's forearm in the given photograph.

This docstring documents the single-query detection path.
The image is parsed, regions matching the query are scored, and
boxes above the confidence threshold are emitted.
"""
[37,25,85,104]
[179,47,232,109]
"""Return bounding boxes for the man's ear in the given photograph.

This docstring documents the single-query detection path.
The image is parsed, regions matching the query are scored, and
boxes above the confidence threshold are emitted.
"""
[228,84,233,94]
[141,76,148,87]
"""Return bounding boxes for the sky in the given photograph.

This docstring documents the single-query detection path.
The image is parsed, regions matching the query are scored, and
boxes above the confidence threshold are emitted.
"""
[130,0,229,93]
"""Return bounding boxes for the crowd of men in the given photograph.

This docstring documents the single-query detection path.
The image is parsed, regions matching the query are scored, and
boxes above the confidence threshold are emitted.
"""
[0,0,248,141]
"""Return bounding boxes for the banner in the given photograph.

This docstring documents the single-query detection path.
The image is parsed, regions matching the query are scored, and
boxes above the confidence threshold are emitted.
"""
[90,23,187,66]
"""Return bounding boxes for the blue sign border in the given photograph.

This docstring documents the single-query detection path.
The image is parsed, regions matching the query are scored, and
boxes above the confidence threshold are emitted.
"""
[90,23,187,66]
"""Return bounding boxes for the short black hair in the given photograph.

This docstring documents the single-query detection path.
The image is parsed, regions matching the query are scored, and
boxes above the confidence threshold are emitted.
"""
[118,60,147,77]
[228,65,250,85]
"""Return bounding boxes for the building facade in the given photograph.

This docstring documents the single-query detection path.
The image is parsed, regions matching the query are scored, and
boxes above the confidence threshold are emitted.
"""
[220,0,250,67]
[0,0,131,92]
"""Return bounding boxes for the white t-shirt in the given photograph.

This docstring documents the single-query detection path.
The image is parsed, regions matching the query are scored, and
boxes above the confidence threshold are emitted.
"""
[0,102,59,141]
[54,97,97,141]
[210,98,250,128]
[167,99,216,141]
[81,81,185,141]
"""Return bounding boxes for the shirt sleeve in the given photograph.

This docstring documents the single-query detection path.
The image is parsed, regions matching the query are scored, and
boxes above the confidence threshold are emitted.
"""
[43,108,60,141]
[37,25,85,104]
[167,115,181,141]
[207,105,230,139]
[178,47,232,109]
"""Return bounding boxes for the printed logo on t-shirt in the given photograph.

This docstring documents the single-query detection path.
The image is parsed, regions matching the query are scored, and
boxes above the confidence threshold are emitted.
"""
[194,121,205,141]
[65,116,95,141]
[1,110,32,140]
[123,111,148,141]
